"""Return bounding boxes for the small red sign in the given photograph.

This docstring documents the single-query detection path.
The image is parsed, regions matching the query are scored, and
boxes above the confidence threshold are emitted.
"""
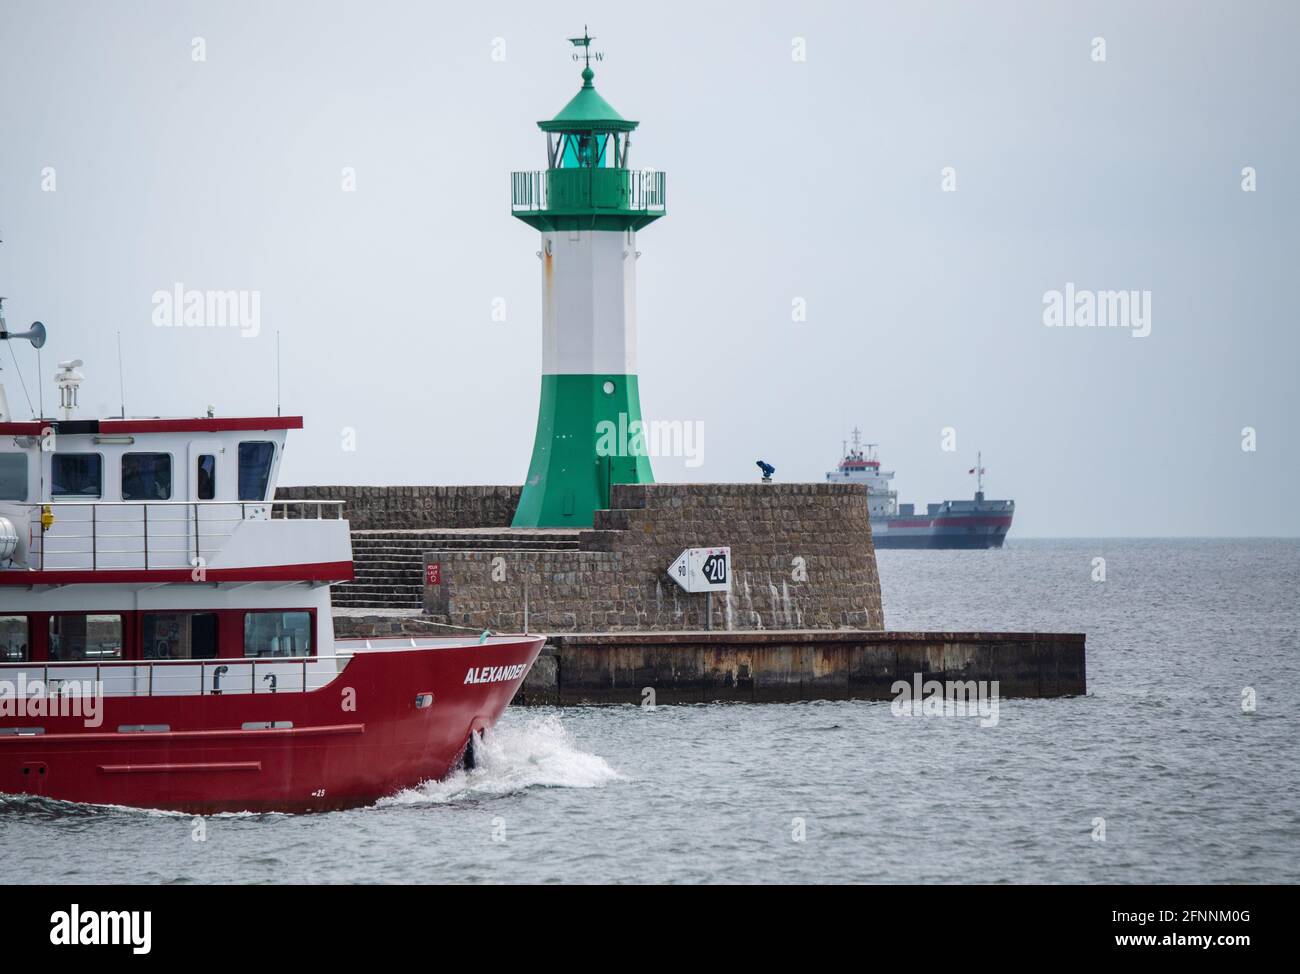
[425,563,441,586]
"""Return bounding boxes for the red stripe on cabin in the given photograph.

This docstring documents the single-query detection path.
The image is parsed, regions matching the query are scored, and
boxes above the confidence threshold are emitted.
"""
[0,560,354,586]
[0,417,303,435]
[100,417,304,433]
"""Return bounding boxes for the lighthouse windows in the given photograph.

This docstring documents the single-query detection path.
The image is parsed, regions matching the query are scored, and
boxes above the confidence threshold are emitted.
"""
[548,128,632,170]
[559,132,609,168]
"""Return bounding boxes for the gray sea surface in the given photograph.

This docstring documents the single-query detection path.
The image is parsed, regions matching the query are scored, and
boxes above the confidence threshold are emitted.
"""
[2,539,1295,884]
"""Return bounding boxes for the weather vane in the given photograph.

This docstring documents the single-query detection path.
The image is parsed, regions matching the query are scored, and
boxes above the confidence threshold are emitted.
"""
[568,26,599,67]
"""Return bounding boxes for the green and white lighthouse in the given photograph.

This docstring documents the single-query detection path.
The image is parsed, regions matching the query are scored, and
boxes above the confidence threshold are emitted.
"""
[509,29,666,528]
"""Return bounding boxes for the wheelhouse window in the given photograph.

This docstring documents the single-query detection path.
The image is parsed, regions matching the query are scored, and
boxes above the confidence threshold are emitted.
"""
[49,614,123,661]
[51,454,103,499]
[238,442,275,501]
[0,615,28,662]
[121,453,172,501]
[142,612,219,660]
[196,454,216,500]
[0,453,27,501]
[243,611,312,658]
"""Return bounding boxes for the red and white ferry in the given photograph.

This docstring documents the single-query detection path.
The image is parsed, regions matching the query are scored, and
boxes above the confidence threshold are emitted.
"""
[0,313,542,813]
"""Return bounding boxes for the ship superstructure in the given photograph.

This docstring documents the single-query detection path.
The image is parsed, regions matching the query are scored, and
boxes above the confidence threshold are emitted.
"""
[0,309,542,813]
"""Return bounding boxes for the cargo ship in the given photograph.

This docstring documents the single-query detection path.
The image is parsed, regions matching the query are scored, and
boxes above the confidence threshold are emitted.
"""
[826,430,1014,549]
[0,305,543,813]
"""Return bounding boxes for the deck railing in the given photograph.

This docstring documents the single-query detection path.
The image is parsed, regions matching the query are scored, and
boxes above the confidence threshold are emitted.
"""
[0,654,350,701]
[6,499,345,572]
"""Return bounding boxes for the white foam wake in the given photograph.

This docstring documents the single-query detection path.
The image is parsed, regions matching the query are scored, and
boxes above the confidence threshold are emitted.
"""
[379,714,623,806]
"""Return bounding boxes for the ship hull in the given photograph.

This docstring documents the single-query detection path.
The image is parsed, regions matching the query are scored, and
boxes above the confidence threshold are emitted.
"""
[0,636,544,813]
[871,513,1013,550]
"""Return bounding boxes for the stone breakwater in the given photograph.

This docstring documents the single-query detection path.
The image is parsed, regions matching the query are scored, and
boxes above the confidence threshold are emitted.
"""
[275,485,520,532]
[306,482,1087,705]
[423,483,884,632]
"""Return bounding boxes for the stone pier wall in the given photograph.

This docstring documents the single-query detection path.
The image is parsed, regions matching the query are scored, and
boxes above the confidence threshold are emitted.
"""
[424,483,884,632]
[275,485,520,531]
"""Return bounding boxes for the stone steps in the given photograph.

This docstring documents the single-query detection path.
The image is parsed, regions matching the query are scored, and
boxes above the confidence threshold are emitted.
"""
[353,541,579,553]
[336,583,426,596]
[352,532,579,552]
[352,529,579,542]
[348,555,425,566]
[333,591,423,609]
[333,578,424,608]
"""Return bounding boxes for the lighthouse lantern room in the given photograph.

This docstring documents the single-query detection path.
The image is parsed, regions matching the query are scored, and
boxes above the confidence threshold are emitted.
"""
[509,29,666,528]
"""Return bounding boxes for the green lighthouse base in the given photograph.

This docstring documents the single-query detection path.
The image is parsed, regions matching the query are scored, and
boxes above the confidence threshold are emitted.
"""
[512,373,655,528]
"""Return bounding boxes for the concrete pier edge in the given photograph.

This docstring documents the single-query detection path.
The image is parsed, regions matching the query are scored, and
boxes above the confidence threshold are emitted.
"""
[514,628,1086,706]
[332,613,1086,706]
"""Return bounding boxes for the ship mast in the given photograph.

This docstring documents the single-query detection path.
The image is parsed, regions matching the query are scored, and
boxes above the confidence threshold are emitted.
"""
[0,296,48,421]
[971,451,986,496]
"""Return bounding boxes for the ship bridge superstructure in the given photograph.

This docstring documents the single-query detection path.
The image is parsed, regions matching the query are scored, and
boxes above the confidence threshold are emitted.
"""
[0,416,350,586]
[826,428,898,517]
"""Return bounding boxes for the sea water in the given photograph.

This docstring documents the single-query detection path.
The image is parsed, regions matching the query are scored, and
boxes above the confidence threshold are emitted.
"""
[2,540,1296,884]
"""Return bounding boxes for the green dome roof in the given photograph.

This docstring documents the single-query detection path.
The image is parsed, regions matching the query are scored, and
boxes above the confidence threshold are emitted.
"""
[538,67,638,133]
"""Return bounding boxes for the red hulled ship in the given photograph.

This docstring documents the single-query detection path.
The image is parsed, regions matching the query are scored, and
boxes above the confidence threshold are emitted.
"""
[0,309,542,812]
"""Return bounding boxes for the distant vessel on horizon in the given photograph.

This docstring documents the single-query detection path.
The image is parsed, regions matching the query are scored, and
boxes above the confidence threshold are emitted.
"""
[827,430,1014,549]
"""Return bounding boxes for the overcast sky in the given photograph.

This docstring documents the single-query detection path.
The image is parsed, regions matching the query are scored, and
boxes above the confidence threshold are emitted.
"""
[1,0,1296,536]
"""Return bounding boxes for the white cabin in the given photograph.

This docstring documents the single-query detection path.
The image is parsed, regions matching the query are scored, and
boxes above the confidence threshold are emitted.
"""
[0,413,352,672]
[826,430,898,518]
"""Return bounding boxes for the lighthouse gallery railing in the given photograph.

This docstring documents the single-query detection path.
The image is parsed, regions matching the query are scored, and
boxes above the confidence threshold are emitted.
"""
[511,168,666,214]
